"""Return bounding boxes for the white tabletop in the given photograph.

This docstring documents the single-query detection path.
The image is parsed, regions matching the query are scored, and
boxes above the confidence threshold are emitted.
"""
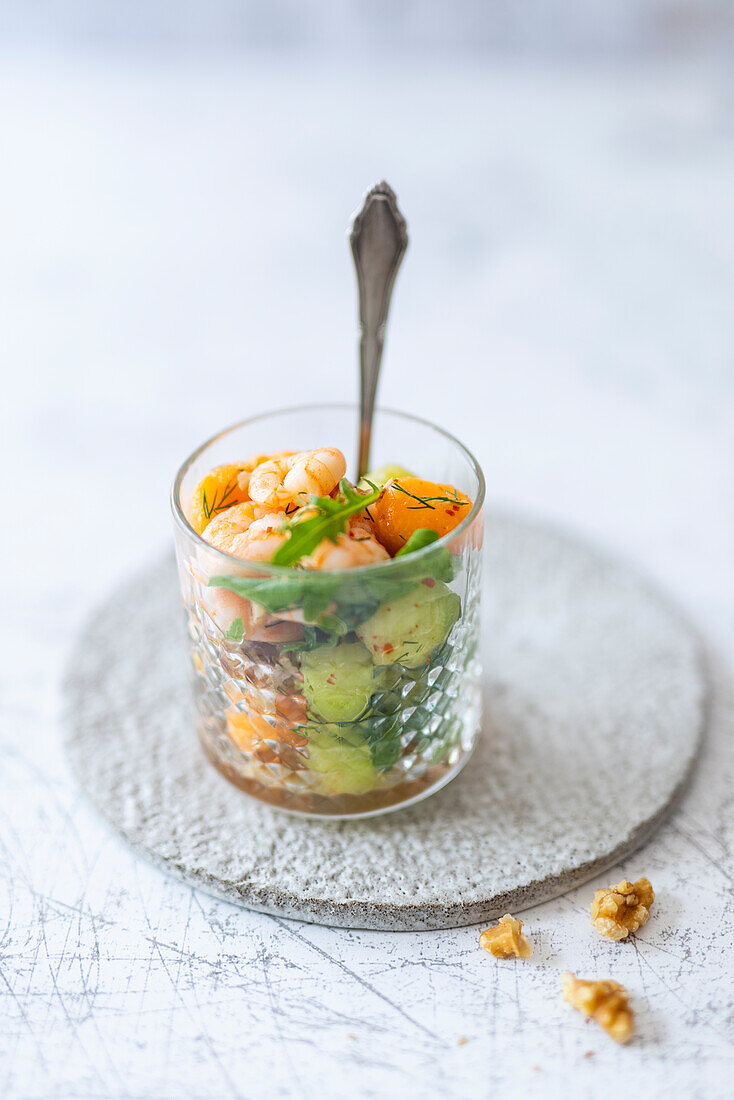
[2,49,733,1099]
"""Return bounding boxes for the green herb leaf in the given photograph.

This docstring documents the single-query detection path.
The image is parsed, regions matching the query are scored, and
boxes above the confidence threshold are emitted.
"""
[224,617,245,642]
[300,580,337,620]
[202,471,245,521]
[270,480,382,566]
[395,529,440,557]
[209,521,456,648]
[211,537,453,624]
[392,481,470,508]
[210,572,335,617]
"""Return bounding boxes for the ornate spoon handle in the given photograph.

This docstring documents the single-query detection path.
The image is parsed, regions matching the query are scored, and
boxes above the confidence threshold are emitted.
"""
[350,182,408,479]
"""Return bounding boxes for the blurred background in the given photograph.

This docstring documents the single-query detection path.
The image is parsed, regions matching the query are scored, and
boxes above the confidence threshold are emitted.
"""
[1,1,733,649]
[2,1,733,54]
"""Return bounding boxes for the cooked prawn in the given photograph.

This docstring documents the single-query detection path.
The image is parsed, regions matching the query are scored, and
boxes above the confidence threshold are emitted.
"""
[235,450,296,497]
[201,502,285,559]
[187,452,296,534]
[248,447,347,508]
[203,586,303,643]
[201,504,294,637]
[233,513,289,561]
[300,516,390,571]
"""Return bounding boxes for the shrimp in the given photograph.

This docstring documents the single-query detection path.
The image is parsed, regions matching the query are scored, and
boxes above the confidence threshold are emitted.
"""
[233,513,289,561]
[300,516,390,571]
[201,502,285,559]
[187,452,296,534]
[202,503,297,637]
[248,447,347,508]
[204,586,303,643]
[235,450,296,498]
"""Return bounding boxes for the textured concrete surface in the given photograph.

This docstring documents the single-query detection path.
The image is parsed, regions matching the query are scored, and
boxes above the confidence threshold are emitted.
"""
[2,51,734,1099]
[64,518,705,930]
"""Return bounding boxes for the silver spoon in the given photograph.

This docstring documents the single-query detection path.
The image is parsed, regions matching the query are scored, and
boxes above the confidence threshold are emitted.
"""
[350,181,408,479]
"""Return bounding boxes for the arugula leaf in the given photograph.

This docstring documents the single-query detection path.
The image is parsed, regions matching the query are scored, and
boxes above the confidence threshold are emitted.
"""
[209,573,320,614]
[209,516,456,651]
[270,480,382,566]
[224,617,245,642]
[208,572,349,643]
[210,535,454,634]
[210,572,340,618]
[395,528,440,557]
[300,576,340,621]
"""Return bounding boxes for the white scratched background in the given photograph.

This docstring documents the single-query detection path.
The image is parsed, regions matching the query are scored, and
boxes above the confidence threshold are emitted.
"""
[1,3,734,1097]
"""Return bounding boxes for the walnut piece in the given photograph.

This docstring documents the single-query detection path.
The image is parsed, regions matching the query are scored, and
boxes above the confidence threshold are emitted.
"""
[590,877,654,940]
[479,914,533,958]
[562,972,634,1044]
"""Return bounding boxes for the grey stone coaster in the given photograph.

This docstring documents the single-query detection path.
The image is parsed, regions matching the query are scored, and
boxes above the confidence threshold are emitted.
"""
[63,512,707,931]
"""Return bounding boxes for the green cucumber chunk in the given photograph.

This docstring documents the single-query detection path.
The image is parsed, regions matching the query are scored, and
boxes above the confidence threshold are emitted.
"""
[358,463,414,490]
[301,641,375,722]
[356,580,461,669]
[306,726,377,794]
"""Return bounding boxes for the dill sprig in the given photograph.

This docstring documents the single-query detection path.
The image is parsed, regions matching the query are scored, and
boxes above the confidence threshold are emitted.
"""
[391,481,470,511]
[202,474,243,521]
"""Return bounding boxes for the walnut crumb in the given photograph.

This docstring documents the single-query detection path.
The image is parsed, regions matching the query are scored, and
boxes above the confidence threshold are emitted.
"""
[562,972,634,1044]
[479,914,532,958]
[590,877,654,940]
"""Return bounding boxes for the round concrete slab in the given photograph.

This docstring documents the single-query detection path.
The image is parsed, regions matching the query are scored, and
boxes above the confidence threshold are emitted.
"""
[63,512,707,930]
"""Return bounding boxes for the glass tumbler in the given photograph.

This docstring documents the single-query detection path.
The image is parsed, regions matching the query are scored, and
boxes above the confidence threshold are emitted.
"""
[171,404,484,818]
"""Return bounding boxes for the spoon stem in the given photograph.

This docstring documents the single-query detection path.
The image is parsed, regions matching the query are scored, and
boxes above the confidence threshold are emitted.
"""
[350,182,408,479]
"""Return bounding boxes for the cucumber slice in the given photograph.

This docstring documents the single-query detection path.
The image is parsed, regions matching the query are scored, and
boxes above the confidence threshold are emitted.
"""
[301,641,375,722]
[358,463,414,490]
[356,580,461,669]
[306,726,377,794]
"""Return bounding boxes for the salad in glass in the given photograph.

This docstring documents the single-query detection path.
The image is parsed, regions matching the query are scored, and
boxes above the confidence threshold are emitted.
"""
[172,405,484,818]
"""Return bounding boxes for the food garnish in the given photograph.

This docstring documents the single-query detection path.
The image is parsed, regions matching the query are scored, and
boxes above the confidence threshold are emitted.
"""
[394,529,440,556]
[271,480,382,566]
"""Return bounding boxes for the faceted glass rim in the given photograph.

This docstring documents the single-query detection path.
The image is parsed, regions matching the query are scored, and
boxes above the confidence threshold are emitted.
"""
[170,402,485,579]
